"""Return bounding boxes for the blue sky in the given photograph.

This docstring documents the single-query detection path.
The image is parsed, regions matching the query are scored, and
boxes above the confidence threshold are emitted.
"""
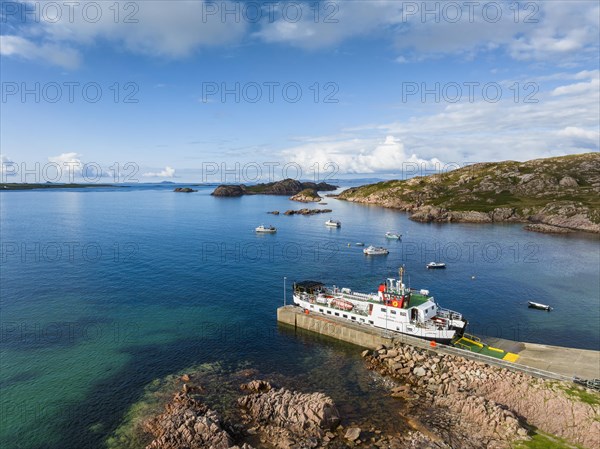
[1,0,599,182]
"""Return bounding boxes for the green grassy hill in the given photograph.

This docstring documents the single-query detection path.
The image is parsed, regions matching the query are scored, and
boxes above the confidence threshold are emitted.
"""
[338,153,599,233]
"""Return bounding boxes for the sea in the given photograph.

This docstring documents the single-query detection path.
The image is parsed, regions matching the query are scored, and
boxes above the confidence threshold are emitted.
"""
[1,184,599,449]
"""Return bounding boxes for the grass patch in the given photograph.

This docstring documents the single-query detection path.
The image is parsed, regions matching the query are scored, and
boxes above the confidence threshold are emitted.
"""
[513,430,585,449]
[561,386,600,406]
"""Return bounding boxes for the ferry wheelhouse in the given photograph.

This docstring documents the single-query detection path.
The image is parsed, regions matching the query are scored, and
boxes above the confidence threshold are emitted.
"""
[292,267,466,343]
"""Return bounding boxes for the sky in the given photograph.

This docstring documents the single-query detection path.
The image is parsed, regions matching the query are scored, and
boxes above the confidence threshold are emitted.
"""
[0,0,599,183]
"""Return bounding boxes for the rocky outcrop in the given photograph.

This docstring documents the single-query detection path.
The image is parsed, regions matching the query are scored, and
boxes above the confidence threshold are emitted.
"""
[238,383,341,447]
[283,208,332,215]
[143,381,342,449]
[173,187,197,193]
[338,153,600,234]
[211,185,247,197]
[290,188,322,202]
[211,179,337,197]
[363,343,600,449]
[144,388,247,449]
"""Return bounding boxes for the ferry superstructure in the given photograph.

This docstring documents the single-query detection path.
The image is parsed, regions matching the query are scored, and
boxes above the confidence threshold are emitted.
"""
[292,268,466,343]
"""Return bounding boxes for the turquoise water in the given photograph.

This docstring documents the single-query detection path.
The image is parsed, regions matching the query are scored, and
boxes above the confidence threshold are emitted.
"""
[1,186,599,449]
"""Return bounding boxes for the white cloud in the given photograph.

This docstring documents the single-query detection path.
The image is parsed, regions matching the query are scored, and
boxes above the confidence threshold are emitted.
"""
[1,154,17,177]
[280,134,443,174]
[4,1,597,67]
[552,77,600,96]
[3,1,247,66]
[48,152,84,173]
[143,166,176,178]
[256,1,599,63]
[557,127,599,141]
[0,35,81,69]
[276,71,599,173]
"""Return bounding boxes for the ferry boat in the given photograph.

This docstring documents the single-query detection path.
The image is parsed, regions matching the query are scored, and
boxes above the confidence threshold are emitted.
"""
[385,231,401,239]
[256,225,277,233]
[363,245,389,255]
[325,219,341,227]
[293,267,466,343]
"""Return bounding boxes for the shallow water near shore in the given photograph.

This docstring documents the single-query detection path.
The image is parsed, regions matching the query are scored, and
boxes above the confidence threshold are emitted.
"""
[1,185,598,448]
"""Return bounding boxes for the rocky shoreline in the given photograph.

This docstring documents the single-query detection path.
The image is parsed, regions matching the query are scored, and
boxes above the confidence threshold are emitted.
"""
[116,341,599,449]
[337,153,600,235]
[362,342,600,449]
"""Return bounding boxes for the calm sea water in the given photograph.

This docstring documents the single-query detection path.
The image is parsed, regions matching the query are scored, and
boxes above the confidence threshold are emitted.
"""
[1,186,599,449]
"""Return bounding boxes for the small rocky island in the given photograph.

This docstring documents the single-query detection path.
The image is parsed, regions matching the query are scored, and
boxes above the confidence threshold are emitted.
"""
[212,179,337,197]
[290,188,322,202]
[337,153,599,234]
[173,187,197,193]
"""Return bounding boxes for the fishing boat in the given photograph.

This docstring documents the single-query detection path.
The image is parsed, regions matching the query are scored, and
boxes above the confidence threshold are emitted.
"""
[528,301,552,311]
[293,267,467,343]
[255,225,277,233]
[325,219,341,227]
[385,231,401,239]
[363,246,389,255]
[426,262,446,269]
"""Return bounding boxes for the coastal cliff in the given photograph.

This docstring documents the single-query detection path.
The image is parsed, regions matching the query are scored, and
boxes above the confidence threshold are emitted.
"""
[337,153,600,233]
[212,179,337,197]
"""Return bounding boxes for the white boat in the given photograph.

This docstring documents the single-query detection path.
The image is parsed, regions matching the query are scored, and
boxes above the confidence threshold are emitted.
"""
[293,267,467,343]
[355,242,365,246]
[363,246,389,255]
[528,301,552,311]
[325,220,341,227]
[255,225,277,233]
[426,262,446,269]
[385,231,401,239]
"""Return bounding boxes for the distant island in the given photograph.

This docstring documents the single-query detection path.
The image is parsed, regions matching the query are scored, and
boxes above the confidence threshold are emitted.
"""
[337,153,599,234]
[211,178,337,197]
[0,183,120,190]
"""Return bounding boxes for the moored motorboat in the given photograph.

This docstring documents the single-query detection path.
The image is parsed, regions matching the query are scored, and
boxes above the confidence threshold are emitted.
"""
[256,225,277,233]
[325,219,341,227]
[293,267,467,343]
[385,231,401,239]
[427,262,446,269]
[364,246,389,255]
[528,301,552,311]
[355,242,365,246]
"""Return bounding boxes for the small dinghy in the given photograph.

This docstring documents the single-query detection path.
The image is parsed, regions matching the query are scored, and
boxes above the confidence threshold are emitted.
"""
[528,301,552,311]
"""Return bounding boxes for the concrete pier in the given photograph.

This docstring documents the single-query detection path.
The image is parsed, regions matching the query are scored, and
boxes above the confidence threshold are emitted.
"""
[277,305,600,381]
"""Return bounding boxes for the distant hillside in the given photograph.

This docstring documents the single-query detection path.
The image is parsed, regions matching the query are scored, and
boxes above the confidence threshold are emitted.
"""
[337,153,600,234]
